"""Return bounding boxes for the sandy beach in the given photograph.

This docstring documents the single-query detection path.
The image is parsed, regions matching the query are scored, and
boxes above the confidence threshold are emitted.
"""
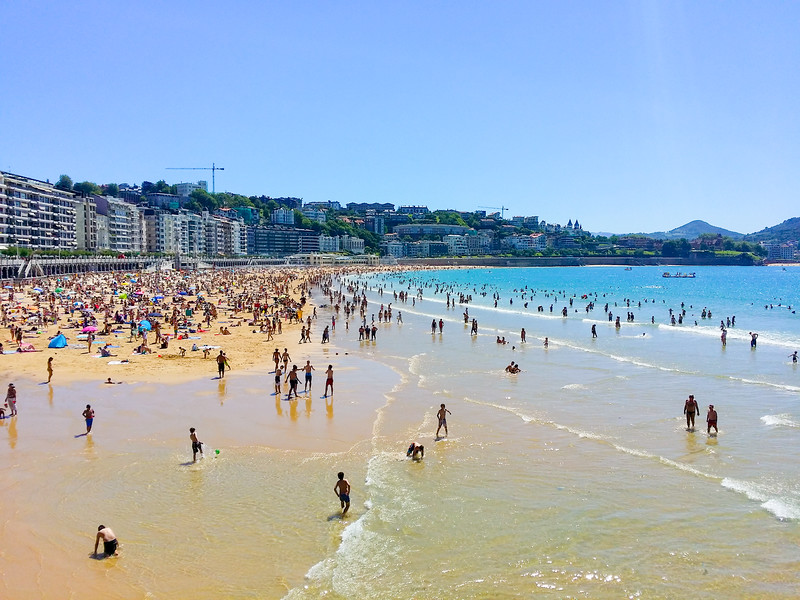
[0,267,402,599]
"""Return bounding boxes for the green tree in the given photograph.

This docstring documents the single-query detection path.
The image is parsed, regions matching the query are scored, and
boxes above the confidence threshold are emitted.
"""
[434,211,467,227]
[55,174,73,191]
[189,189,219,212]
[73,181,102,196]
[104,183,119,197]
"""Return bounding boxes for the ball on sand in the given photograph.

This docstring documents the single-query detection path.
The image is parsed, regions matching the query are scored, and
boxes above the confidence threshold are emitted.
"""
[215,449,220,455]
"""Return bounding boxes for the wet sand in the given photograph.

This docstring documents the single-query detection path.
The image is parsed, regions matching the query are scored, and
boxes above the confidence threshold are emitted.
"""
[0,338,399,599]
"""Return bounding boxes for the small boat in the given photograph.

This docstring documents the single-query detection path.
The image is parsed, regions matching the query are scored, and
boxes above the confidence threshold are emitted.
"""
[662,272,696,278]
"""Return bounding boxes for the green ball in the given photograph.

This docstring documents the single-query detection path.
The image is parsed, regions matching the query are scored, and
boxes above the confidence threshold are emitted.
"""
[215,449,220,454]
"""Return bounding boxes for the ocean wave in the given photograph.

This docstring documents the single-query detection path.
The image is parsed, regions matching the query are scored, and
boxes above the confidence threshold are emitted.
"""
[721,477,800,520]
[760,414,800,428]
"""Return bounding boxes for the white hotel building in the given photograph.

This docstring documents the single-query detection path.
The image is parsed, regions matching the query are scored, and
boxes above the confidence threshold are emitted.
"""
[0,171,78,250]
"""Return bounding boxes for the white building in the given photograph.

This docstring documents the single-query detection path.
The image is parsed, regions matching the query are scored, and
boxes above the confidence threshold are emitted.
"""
[384,241,405,258]
[319,235,340,252]
[0,171,77,250]
[302,208,327,223]
[505,233,547,251]
[94,196,146,253]
[75,199,98,251]
[444,234,468,256]
[271,207,295,226]
[341,234,365,254]
[176,181,208,197]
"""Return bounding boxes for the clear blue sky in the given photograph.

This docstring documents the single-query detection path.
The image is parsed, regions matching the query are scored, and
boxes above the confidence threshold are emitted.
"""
[2,1,798,234]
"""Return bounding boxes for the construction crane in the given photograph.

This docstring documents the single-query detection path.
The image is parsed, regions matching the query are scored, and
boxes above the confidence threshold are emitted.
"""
[166,163,225,194]
[478,205,509,219]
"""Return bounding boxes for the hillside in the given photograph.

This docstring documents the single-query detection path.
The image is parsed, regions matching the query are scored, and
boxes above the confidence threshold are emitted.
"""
[634,220,744,240]
[744,217,800,243]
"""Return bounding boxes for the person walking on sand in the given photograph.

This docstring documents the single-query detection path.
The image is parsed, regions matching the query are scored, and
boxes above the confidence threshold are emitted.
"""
[274,365,283,396]
[324,365,334,397]
[285,364,300,399]
[334,472,350,515]
[190,427,203,462]
[436,403,451,437]
[303,360,315,392]
[707,405,718,435]
[93,525,119,558]
[683,394,699,431]
[47,357,54,383]
[5,383,17,416]
[216,351,229,378]
[82,404,94,434]
[272,348,280,372]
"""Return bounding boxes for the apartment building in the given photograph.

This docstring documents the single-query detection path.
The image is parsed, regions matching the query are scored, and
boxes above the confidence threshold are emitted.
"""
[0,171,78,250]
[271,207,295,226]
[75,199,98,251]
[319,235,340,252]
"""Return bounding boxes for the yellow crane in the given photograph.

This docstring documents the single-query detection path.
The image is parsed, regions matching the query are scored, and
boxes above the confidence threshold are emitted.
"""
[166,163,225,194]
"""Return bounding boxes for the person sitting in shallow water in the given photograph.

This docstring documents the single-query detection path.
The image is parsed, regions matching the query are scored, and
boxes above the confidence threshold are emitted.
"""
[407,442,424,459]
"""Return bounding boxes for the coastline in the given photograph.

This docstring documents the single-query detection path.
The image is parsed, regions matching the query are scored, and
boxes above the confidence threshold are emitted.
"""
[398,255,765,267]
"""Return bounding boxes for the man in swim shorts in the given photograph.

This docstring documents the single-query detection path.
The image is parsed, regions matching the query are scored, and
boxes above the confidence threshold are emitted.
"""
[82,404,94,434]
[190,427,203,461]
[324,365,334,397]
[303,360,315,392]
[216,351,227,378]
[94,525,119,557]
[285,364,299,399]
[683,394,698,430]
[707,405,718,435]
[334,471,350,515]
[436,403,451,437]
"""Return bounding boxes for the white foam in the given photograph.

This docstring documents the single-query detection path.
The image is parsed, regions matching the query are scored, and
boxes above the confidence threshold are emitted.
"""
[761,499,800,520]
[720,477,800,520]
[561,383,588,390]
[761,414,800,428]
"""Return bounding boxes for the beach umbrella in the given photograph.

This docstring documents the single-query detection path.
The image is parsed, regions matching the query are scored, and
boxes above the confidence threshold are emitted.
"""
[33,287,43,293]
[148,312,163,318]
[153,295,164,300]
[139,319,152,331]
[82,326,98,333]
[119,292,128,299]
[3,285,13,289]
[55,287,64,293]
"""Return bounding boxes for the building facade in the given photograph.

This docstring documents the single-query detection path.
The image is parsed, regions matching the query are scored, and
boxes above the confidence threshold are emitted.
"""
[0,171,78,250]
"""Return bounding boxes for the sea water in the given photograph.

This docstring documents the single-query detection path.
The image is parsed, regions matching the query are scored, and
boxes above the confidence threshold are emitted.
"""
[2,266,799,599]
[288,265,800,598]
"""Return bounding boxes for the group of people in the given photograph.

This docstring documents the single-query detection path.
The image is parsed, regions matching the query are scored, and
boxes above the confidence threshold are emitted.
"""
[683,394,718,435]
[334,403,452,517]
